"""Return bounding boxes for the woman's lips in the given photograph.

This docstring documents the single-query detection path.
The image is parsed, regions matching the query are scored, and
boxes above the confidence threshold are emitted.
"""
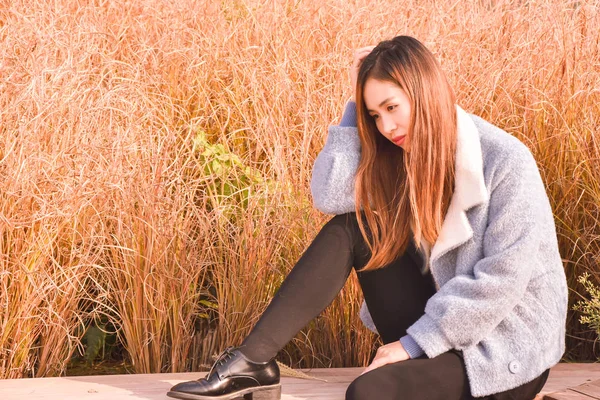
[392,135,406,145]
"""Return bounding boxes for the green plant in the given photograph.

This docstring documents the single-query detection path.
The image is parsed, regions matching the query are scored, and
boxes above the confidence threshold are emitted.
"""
[192,129,274,222]
[573,272,600,342]
[83,323,108,365]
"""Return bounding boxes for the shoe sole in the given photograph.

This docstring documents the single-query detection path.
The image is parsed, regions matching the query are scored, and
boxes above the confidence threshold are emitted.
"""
[166,383,281,400]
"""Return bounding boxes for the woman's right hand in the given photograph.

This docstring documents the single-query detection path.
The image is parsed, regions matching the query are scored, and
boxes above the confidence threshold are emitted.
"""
[350,46,376,101]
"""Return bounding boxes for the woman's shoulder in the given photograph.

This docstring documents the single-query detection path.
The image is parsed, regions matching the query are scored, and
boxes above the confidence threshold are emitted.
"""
[468,113,536,169]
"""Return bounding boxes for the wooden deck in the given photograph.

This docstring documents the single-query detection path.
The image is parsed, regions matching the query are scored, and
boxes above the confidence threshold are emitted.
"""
[1,363,599,399]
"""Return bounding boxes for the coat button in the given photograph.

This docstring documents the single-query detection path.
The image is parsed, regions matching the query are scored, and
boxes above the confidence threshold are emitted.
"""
[508,360,520,374]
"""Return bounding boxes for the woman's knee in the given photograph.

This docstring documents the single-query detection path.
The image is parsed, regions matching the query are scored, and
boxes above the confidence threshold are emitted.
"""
[327,212,358,227]
[345,374,372,400]
[345,368,406,400]
[327,211,370,238]
[324,212,372,270]
[321,212,358,240]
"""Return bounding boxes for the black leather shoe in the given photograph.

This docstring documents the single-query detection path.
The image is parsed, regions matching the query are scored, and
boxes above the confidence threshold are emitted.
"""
[167,346,281,400]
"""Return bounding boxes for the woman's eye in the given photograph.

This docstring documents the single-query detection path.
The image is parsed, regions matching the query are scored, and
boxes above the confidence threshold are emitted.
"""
[387,105,397,112]
[371,114,379,120]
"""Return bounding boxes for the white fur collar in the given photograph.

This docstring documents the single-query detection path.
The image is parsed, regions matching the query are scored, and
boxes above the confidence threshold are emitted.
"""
[429,105,489,262]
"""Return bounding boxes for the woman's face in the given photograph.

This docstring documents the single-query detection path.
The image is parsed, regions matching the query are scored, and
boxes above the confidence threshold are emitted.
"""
[363,78,412,150]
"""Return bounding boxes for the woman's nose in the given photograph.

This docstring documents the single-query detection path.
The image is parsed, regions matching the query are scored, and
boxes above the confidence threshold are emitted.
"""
[381,115,397,135]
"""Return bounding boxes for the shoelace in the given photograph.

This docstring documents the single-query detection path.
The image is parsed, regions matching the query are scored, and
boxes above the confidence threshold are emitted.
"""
[208,346,236,379]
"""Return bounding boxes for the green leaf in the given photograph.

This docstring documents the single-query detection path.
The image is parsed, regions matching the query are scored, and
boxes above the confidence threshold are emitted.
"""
[83,324,107,365]
[199,300,218,309]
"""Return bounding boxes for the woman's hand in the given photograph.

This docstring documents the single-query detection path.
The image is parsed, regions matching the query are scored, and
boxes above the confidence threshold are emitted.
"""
[350,46,376,101]
[360,340,410,376]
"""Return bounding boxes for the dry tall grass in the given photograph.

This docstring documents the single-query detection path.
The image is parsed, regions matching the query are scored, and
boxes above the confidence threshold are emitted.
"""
[1,0,598,378]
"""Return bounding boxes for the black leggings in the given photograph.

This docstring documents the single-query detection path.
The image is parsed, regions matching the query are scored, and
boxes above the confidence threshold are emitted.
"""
[240,212,549,399]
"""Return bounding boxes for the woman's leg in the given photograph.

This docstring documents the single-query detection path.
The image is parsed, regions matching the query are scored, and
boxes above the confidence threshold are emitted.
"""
[168,212,362,400]
[345,352,549,400]
[240,212,359,362]
[238,210,549,399]
[476,367,550,400]
[241,210,438,361]
[346,350,470,400]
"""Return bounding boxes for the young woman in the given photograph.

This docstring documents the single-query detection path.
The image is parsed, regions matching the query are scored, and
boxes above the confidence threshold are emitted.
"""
[168,35,568,400]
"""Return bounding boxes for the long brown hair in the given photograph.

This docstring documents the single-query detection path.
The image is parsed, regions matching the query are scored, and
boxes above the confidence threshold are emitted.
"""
[354,36,457,272]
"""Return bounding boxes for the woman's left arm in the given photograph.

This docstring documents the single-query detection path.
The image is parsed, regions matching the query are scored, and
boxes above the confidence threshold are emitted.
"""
[406,143,556,358]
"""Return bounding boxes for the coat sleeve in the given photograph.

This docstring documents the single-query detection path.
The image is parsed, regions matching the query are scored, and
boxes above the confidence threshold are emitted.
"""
[406,144,547,358]
[310,124,361,215]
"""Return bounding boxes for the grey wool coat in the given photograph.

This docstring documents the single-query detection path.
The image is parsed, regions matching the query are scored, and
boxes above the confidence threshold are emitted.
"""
[309,104,568,397]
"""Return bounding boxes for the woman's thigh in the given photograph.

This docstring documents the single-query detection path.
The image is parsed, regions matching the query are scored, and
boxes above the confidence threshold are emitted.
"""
[476,368,550,400]
[345,350,549,400]
[345,350,469,400]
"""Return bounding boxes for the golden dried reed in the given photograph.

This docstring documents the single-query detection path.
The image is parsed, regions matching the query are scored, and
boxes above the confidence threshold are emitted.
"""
[0,0,598,377]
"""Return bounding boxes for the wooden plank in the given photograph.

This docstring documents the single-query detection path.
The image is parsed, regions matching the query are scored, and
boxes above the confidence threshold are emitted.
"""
[569,382,600,398]
[544,378,600,400]
[544,392,596,400]
[0,373,351,400]
[540,365,600,395]
[0,364,599,400]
